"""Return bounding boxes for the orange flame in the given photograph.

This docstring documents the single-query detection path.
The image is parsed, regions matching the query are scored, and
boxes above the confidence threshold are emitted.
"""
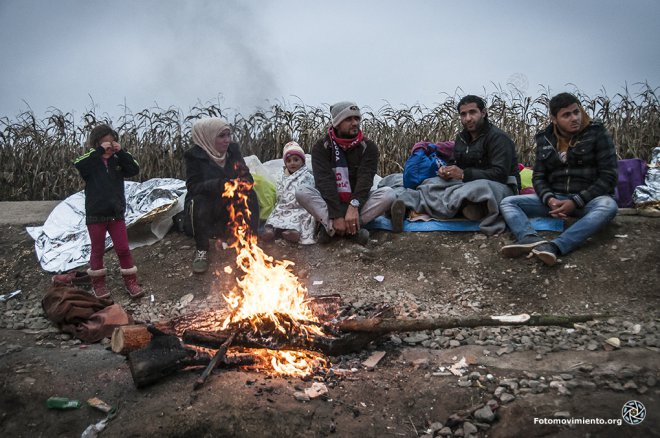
[219,178,328,377]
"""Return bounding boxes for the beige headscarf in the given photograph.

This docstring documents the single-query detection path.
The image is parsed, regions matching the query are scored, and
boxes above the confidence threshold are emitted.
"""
[192,118,231,167]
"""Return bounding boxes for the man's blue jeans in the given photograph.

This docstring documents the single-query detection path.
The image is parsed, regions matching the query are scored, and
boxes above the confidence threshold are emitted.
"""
[500,194,618,254]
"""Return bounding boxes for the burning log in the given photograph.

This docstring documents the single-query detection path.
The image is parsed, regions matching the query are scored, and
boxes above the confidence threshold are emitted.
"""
[335,313,610,334]
[110,295,344,356]
[182,327,381,357]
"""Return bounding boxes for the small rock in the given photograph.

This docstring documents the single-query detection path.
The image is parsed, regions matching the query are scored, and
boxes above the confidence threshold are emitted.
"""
[499,393,515,404]
[623,381,638,390]
[463,421,478,435]
[437,426,453,436]
[473,405,495,423]
[293,391,310,402]
[179,293,194,307]
[428,422,444,433]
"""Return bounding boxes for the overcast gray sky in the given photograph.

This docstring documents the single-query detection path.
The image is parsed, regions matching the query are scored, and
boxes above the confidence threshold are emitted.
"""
[1,0,658,119]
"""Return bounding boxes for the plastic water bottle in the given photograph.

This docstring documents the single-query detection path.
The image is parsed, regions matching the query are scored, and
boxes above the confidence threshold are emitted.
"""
[46,397,82,409]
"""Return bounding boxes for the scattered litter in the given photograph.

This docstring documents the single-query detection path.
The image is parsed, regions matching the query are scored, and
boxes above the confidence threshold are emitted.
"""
[449,357,468,376]
[46,396,81,409]
[604,337,621,350]
[150,294,155,304]
[87,397,113,413]
[563,264,577,269]
[360,402,367,407]
[224,266,233,274]
[491,313,530,323]
[0,290,21,302]
[620,257,631,262]
[221,241,229,250]
[304,382,328,399]
[362,351,386,369]
[312,280,323,286]
[614,234,628,238]
[81,405,118,438]
[81,418,110,438]
[373,275,384,282]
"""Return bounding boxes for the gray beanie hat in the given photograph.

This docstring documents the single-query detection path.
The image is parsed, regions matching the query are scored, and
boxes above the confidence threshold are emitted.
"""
[330,101,361,128]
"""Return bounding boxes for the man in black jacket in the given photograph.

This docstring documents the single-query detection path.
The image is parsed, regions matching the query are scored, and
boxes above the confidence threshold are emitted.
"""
[499,93,618,265]
[184,118,259,274]
[438,95,519,219]
[296,101,395,244]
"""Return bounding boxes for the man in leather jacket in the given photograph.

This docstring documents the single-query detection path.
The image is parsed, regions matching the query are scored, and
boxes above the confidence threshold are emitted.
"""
[499,93,618,266]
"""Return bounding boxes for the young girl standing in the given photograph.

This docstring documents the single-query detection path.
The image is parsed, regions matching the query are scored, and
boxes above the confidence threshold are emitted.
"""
[262,141,316,244]
[74,124,143,299]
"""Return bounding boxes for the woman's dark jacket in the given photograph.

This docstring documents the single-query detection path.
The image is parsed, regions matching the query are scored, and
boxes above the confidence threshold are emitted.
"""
[183,143,253,198]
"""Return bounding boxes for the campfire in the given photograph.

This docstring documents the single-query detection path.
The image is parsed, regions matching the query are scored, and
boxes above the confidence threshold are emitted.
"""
[217,178,331,378]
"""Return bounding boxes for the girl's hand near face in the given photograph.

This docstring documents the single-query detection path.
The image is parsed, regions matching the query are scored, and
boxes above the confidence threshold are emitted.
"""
[112,141,122,152]
[100,142,114,153]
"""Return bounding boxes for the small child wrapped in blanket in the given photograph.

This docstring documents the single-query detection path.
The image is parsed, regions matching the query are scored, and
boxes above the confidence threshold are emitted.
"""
[262,142,316,244]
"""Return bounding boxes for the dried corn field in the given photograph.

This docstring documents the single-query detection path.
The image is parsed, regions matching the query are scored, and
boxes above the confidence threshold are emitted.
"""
[1,84,658,201]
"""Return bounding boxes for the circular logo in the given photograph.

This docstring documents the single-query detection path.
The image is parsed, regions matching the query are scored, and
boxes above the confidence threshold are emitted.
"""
[622,400,646,425]
[506,72,529,93]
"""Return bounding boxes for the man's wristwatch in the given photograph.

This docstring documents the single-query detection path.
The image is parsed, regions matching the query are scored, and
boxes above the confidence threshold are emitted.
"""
[349,199,360,208]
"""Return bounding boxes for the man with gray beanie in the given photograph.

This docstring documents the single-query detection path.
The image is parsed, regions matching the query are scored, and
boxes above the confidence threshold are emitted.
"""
[296,101,396,245]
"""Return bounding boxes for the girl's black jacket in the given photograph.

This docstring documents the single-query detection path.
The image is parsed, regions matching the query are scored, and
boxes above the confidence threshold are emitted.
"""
[74,146,140,224]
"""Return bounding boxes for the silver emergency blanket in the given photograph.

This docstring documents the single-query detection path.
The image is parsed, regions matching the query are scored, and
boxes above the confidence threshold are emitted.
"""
[27,178,186,273]
[633,147,660,204]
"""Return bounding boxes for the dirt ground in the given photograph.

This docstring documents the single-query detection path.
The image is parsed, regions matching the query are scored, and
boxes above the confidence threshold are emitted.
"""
[0,208,659,438]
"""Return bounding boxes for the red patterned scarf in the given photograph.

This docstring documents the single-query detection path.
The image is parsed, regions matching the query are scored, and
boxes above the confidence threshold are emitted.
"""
[328,128,364,203]
[328,127,364,151]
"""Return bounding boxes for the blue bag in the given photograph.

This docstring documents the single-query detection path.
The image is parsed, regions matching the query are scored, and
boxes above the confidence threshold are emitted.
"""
[403,144,447,189]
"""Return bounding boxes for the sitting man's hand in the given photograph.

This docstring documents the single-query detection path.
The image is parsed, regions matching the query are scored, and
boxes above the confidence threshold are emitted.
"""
[333,217,347,236]
[548,198,576,218]
[438,165,464,181]
[344,205,360,235]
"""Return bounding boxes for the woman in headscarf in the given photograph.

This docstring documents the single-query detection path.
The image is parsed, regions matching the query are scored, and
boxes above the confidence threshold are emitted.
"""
[183,118,259,274]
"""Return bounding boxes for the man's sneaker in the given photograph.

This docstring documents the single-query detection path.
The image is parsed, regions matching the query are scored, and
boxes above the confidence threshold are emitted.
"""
[391,199,406,233]
[352,228,370,246]
[532,242,560,266]
[192,250,209,274]
[501,236,546,258]
[316,226,332,244]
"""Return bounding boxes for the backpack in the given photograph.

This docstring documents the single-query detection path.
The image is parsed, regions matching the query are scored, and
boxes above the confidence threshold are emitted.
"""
[403,141,454,189]
[615,158,647,208]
